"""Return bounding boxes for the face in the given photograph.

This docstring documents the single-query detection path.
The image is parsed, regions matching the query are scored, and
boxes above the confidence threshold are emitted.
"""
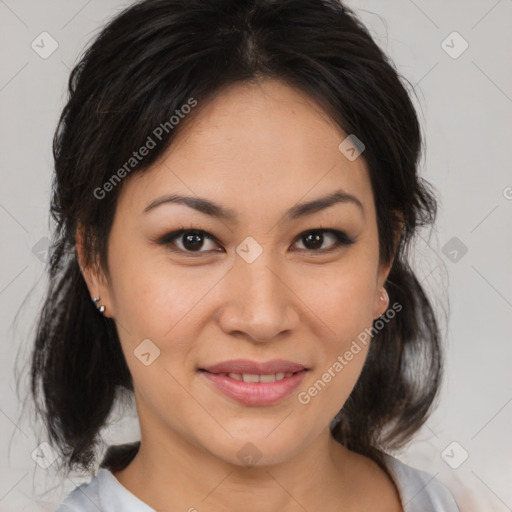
[79,79,393,467]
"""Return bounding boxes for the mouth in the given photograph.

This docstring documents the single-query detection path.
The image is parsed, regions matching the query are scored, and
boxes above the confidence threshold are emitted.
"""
[198,366,309,406]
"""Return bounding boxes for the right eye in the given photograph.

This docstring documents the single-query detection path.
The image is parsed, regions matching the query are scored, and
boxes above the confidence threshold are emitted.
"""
[157,228,223,255]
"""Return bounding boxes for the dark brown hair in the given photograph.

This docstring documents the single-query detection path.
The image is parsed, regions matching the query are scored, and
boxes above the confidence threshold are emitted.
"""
[29,0,442,476]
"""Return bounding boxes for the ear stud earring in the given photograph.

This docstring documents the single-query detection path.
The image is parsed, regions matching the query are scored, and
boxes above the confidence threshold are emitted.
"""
[92,296,106,314]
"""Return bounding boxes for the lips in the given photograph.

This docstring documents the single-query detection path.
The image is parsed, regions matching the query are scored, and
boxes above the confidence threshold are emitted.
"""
[200,369,308,406]
[200,359,308,375]
[198,359,310,406]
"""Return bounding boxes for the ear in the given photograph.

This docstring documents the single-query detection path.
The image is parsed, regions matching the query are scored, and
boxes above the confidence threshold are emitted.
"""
[372,212,403,319]
[75,226,115,318]
[372,260,392,320]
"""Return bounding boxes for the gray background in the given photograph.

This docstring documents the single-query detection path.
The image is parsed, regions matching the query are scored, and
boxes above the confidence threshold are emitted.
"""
[1,0,511,510]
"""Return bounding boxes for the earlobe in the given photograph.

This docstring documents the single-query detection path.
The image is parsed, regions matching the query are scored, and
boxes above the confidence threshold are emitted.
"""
[373,287,389,320]
[75,227,113,317]
[373,257,392,319]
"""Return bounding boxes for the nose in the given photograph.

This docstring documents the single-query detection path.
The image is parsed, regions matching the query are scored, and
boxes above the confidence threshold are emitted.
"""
[217,253,300,343]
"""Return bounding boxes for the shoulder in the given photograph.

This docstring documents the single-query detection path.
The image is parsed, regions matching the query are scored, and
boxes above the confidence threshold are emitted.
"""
[53,466,156,512]
[53,470,102,512]
[382,452,461,512]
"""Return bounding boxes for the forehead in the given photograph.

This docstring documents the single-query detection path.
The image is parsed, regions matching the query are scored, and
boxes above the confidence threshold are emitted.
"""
[170,78,346,162]
[119,78,374,222]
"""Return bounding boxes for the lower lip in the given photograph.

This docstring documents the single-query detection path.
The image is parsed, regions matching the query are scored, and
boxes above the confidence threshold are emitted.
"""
[200,370,308,406]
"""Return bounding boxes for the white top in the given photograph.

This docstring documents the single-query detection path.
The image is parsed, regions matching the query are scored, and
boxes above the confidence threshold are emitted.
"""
[54,452,460,511]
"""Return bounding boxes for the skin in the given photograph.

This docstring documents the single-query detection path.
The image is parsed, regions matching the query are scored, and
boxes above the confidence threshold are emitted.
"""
[77,78,402,511]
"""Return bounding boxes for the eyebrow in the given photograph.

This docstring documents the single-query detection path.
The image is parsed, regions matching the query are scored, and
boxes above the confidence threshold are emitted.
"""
[142,189,364,221]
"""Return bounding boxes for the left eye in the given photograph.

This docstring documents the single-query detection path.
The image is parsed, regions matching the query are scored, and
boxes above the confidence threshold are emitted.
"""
[292,229,355,252]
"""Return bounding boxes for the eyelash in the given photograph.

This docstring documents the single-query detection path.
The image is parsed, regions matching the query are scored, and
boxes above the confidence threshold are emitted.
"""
[156,226,356,256]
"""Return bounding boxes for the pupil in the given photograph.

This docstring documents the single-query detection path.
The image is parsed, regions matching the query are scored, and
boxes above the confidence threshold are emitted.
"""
[184,231,203,250]
[305,232,323,249]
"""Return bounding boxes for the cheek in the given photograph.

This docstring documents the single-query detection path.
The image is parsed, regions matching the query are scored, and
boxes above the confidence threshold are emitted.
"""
[110,263,203,403]
[110,254,214,339]
[298,281,374,418]
[296,262,377,340]
[291,256,378,410]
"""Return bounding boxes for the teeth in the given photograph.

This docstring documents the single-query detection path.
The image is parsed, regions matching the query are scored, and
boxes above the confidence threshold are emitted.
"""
[224,372,295,383]
[242,373,260,383]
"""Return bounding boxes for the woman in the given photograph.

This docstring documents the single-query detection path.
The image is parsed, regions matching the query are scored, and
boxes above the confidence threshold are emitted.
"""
[30,0,460,510]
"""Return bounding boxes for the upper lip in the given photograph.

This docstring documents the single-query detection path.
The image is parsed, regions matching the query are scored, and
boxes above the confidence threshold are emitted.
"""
[200,359,308,375]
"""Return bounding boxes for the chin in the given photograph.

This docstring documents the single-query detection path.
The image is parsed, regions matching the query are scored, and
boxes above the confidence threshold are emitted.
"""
[202,432,305,468]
